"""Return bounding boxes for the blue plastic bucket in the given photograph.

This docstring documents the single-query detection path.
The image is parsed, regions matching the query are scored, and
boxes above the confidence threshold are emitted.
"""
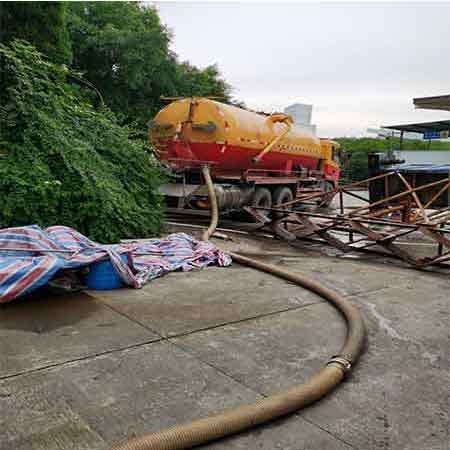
[86,253,128,290]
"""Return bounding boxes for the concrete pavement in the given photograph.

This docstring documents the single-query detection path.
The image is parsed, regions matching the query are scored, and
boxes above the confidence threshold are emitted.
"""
[0,234,448,450]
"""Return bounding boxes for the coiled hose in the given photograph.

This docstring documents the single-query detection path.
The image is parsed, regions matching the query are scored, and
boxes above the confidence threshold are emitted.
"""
[108,165,366,450]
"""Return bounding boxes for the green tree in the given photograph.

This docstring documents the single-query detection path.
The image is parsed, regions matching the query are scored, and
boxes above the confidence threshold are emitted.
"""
[0,40,164,242]
[67,2,231,127]
[175,62,230,101]
[0,1,71,64]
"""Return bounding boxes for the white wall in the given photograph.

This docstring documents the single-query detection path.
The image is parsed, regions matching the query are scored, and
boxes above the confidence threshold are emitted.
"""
[397,150,450,165]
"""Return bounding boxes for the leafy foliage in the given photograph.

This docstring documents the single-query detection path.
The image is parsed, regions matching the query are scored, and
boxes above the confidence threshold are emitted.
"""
[67,2,231,127]
[0,1,72,64]
[0,41,164,242]
[336,137,450,181]
[0,2,234,241]
[175,62,230,101]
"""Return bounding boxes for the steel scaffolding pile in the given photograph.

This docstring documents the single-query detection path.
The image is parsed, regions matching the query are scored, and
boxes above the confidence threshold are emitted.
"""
[246,172,450,269]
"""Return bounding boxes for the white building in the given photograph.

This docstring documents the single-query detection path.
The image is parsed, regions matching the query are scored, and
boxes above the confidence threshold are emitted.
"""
[284,103,317,135]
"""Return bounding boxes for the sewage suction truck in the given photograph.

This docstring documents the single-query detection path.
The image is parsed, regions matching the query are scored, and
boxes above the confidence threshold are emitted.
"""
[150,97,340,214]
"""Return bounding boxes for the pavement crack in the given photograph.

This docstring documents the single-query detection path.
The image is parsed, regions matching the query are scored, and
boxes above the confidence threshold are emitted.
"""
[0,337,162,382]
[99,299,163,336]
[0,296,327,384]
[166,300,324,340]
[168,337,362,450]
[299,416,361,450]
[168,337,265,399]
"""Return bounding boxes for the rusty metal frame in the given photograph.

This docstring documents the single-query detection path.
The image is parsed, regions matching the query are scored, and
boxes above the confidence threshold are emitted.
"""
[245,171,450,270]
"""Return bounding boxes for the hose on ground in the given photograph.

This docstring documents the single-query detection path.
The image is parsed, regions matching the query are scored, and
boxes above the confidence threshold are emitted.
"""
[108,165,366,450]
[201,165,219,242]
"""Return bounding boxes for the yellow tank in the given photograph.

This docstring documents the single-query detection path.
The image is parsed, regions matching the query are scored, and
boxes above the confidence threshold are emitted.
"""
[150,97,340,181]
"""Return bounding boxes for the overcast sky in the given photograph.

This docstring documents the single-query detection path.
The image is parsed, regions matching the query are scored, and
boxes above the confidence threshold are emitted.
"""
[154,2,449,137]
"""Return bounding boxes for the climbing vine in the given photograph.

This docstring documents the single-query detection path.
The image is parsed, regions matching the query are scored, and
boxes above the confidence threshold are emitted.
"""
[0,41,164,242]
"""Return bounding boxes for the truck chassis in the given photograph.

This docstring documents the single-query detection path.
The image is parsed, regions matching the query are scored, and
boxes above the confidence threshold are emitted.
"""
[160,160,336,216]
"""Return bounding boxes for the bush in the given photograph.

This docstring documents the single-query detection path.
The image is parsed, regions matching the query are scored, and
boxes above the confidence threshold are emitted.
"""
[0,40,164,242]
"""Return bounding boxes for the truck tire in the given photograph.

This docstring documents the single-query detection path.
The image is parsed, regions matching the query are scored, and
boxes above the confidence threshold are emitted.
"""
[250,187,272,221]
[273,186,294,206]
[272,186,294,219]
[252,187,272,209]
[317,181,336,208]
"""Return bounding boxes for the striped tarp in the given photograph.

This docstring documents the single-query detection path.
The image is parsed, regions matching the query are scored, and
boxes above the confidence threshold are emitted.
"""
[0,225,231,304]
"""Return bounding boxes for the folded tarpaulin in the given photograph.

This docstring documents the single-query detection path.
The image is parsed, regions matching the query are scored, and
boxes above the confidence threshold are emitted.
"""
[0,225,232,303]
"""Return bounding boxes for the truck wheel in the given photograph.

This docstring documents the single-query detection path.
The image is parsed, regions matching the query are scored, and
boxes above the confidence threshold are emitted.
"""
[317,181,336,208]
[273,186,294,206]
[250,187,272,221]
[252,187,272,208]
[272,186,294,218]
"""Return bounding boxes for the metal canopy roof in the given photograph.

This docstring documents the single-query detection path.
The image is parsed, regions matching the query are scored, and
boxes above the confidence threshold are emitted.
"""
[383,119,450,134]
[413,95,450,111]
[393,163,450,173]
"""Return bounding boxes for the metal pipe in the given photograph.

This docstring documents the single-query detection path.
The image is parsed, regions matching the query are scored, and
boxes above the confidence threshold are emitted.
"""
[422,180,450,210]
[252,115,292,164]
[396,172,429,223]
[279,172,400,209]
[348,176,450,216]
[249,206,450,232]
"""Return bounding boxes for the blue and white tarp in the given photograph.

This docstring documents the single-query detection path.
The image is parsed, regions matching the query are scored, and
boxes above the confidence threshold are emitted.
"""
[0,225,232,303]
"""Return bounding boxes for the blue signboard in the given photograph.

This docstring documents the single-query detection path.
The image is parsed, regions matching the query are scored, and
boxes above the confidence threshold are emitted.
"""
[424,131,441,139]
[424,130,449,139]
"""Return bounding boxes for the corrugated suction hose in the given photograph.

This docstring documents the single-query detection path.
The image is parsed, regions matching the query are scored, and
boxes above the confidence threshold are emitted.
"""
[108,165,366,450]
